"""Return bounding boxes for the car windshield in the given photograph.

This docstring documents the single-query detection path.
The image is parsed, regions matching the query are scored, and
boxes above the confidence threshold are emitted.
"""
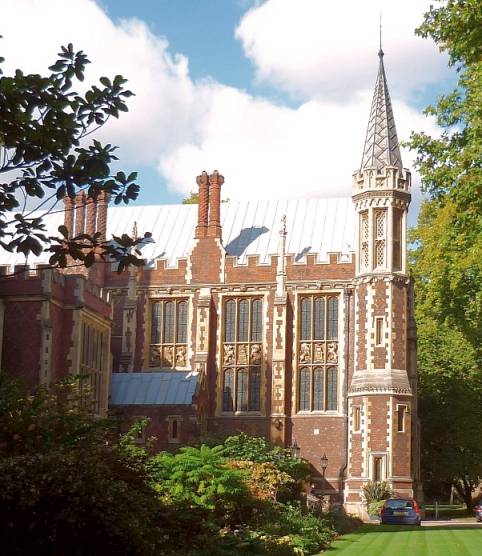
[385,499,413,509]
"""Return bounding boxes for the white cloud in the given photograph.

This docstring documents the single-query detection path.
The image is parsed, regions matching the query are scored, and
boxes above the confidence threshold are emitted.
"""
[1,0,440,209]
[236,0,449,101]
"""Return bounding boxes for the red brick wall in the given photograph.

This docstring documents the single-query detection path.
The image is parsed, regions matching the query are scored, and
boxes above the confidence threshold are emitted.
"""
[2,300,42,388]
[111,404,199,453]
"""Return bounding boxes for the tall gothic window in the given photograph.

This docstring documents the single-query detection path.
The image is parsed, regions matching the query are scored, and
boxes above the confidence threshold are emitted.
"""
[222,297,263,412]
[393,208,403,271]
[374,209,386,269]
[298,295,339,412]
[79,321,108,414]
[149,299,188,369]
[360,211,369,271]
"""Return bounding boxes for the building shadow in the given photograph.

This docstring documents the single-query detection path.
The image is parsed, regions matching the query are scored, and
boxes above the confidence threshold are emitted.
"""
[225,226,269,257]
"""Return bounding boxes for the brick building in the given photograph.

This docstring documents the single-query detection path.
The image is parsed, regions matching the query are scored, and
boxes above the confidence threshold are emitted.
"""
[0,50,419,516]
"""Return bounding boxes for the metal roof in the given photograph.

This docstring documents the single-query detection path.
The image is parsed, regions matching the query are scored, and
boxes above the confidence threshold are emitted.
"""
[0,197,355,269]
[361,51,402,170]
[110,371,199,406]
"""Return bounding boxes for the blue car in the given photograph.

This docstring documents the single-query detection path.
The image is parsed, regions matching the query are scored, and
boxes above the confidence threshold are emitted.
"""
[475,504,482,522]
[380,498,421,526]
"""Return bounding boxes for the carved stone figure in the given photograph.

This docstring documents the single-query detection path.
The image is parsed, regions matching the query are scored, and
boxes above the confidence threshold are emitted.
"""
[250,344,261,365]
[314,343,324,362]
[163,346,174,366]
[175,346,186,367]
[238,344,248,364]
[299,342,311,362]
[223,344,235,365]
[150,345,161,367]
[327,342,338,362]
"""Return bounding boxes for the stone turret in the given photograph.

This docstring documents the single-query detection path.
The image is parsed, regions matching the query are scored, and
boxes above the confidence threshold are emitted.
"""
[345,49,417,517]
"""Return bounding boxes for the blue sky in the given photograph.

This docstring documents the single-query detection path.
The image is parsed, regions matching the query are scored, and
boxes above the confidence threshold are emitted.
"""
[3,1,455,224]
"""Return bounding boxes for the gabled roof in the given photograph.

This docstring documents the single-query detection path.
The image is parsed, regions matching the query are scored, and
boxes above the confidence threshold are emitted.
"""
[361,50,402,170]
[0,198,355,269]
[110,371,199,406]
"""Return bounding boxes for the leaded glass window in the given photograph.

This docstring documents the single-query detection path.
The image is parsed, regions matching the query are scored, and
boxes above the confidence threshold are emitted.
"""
[360,211,369,271]
[149,299,188,369]
[297,295,339,412]
[222,297,263,413]
[374,209,386,269]
[393,208,403,271]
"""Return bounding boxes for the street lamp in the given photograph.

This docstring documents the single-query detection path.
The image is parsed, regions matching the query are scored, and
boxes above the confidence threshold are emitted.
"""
[290,439,301,460]
[320,453,328,510]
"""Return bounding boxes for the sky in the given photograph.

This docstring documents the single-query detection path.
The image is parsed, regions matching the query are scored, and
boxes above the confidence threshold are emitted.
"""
[2,0,455,224]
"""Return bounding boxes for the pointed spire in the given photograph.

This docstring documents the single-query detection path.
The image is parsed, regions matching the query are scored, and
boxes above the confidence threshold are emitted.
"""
[360,48,402,170]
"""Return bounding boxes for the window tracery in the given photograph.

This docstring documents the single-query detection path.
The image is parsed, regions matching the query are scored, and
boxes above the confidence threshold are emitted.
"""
[149,299,188,368]
[374,209,386,269]
[222,297,263,413]
[298,295,339,412]
[360,211,369,270]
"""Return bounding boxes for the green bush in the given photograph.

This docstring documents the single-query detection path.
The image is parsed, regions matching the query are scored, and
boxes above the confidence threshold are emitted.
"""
[148,444,252,525]
[367,500,385,518]
[362,481,392,505]
[0,376,164,556]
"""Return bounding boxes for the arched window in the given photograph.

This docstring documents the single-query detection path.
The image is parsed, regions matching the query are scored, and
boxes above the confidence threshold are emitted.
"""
[223,369,234,412]
[177,301,187,343]
[237,368,249,412]
[251,299,262,342]
[299,367,311,411]
[163,301,174,343]
[149,299,188,369]
[314,297,325,340]
[225,299,236,342]
[222,298,263,413]
[298,295,340,412]
[301,298,312,341]
[249,367,261,412]
[151,302,162,344]
[327,297,338,340]
[326,367,338,411]
[238,299,249,342]
[313,367,324,411]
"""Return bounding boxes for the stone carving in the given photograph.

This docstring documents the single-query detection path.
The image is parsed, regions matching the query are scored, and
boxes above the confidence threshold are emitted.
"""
[327,342,338,363]
[299,342,311,363]
[238,344,248,364]
[314,343,324,363]
[175,346,186,367]
[163,346,174,366]
[223,344,235,365]
[150,345,161,367]
[250,344,261,365]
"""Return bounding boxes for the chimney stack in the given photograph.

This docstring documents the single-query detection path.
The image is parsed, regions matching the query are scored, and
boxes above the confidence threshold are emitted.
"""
[207,170,224,239]
[195,171,209,239]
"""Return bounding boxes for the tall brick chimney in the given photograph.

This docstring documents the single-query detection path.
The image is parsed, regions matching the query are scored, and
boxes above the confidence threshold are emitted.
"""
[195,171,209,239]
[207,170,224,239]
[63,191,109,239]
[74,191,86,236]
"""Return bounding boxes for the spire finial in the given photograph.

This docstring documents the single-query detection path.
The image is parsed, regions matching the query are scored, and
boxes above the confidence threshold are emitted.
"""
[379,12,384,58]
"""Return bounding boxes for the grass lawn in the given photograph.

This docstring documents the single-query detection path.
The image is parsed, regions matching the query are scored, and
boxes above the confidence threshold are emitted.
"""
[325,524,482,555]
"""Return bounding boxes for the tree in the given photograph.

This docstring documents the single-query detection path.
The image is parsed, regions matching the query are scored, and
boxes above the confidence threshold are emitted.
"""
[0,375,165,555]
[408,0,482,506]
[0,42,149,273]
[182,191,199,204]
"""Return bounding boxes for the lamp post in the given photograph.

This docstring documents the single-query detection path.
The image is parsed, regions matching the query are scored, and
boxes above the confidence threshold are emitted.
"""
[290,439,301,460]
[320,453,328,511]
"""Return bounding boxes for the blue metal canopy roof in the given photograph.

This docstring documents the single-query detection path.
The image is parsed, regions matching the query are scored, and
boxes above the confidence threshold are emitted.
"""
[110,371,199,406]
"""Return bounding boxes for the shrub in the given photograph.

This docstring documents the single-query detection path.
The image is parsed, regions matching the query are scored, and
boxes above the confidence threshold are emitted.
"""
[367,500,386,518]
[362,481,392,506]
[228,460,295,502]
[0,376,164,556]
[148,444,252,525]
[222,433,310,499]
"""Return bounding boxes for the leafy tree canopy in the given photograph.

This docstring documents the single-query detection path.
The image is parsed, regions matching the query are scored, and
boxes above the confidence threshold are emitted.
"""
[0,42,149,272]
[408,0,482,506]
